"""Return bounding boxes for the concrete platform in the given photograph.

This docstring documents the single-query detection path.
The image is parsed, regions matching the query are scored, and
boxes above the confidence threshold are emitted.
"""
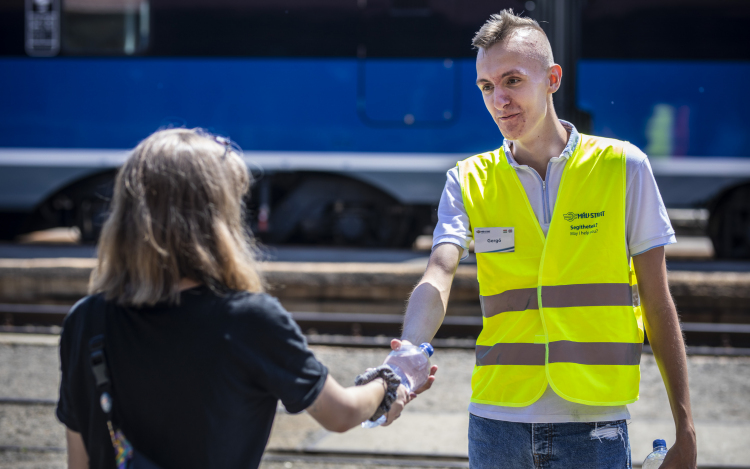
[267,346,750,467]
[1,334,748,467]
[268,411,750,467]
[1,257,749,323]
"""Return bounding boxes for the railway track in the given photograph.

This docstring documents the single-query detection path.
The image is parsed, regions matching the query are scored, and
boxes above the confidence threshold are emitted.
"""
[262,449,749,469]
[2,303,750,355]
[0,444,744,469]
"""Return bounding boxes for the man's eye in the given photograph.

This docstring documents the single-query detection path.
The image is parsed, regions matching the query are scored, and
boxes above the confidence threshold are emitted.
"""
[508,78,520,85]
[481,84,493,93]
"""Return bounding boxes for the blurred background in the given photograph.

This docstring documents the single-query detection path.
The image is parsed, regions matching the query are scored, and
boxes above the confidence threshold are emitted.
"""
[0,0,749,257]
[1,2,750,468]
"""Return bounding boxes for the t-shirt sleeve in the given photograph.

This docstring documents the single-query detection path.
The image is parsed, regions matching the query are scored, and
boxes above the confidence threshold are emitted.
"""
[432,167,472,260]
[56,297,89,432]
[625,143,677,256]
[230,294,328,414]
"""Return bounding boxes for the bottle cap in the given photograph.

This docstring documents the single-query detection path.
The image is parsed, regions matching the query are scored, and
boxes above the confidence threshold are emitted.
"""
[419,343,434,357]
[653,439,667,450]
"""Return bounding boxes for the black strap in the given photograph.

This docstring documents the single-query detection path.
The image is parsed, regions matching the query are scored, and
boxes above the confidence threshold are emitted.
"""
[89,302,115,418]
[90,333,114,419]
[88,306,163,469]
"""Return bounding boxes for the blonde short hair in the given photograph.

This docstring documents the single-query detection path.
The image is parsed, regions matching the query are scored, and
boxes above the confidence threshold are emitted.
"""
[472,9,553,68]
[90,128,264,306]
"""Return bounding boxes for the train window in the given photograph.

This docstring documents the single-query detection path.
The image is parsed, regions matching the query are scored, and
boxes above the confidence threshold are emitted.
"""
[62,0,150,55]
[1,0,26,56]
[581,0,750,60]
[25,0,61,56]
[392,0,430,9]
[149,0,361,57]
[147,0,525,58]
[360,0,526,58]
[0,0,529,58]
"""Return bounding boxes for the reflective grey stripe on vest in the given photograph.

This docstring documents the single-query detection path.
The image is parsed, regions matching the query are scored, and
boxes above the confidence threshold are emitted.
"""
[481,283,633,318]
[542,284,634,308]
[549,341,642,365]
[480,288,538,317]
[475,343,545,366]
[476,341,642,366]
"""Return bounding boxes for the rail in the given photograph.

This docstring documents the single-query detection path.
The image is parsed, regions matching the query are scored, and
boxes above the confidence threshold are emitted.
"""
[263,449,750,469]
[0,443,744,469]
[2,304,750,355]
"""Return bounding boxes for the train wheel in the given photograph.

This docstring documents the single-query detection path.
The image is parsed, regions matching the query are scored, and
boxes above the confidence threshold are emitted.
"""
[77,197,111,243]
[260,174,421,248]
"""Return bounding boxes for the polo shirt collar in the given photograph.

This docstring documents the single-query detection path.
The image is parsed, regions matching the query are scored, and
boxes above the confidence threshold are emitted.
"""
[502,120,580,167]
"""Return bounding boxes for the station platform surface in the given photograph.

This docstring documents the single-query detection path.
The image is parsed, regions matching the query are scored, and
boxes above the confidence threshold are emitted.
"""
[1,334,748,468]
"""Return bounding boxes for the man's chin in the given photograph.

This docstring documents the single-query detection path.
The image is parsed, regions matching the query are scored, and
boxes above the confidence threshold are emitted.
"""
[497,125,523,141]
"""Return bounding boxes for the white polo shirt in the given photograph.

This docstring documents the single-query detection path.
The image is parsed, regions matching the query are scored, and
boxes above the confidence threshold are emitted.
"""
[433,121,676,423]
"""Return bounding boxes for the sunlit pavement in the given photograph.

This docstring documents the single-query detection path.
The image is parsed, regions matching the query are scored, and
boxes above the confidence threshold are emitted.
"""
[1,336,748,467]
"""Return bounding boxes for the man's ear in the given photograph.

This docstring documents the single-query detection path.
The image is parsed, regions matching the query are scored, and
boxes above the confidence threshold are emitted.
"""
[549,64,563,93]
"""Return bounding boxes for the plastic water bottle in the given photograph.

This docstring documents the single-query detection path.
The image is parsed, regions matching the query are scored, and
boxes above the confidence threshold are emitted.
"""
[384,342,434,392]
[361,342,434,428]
[643,439,668,468]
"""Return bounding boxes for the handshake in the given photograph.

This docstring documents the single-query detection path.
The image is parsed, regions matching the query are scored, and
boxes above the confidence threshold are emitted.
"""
[304,338,439,432]
[357,339,438,428]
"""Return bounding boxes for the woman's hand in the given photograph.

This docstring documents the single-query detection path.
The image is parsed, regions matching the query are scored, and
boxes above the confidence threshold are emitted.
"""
[380,339,439,426]
[382,384,410,426]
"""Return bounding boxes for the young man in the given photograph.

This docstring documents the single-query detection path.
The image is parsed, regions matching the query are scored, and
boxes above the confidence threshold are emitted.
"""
[393,10,697,469]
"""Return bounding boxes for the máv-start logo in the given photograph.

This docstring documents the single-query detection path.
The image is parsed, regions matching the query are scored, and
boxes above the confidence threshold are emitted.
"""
[564,211,605,222]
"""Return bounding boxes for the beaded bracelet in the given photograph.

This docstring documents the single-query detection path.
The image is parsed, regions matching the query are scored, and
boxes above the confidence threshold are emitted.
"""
[354,365,402,422]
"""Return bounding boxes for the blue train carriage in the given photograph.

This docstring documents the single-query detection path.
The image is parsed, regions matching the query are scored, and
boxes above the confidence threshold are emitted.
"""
[0,0,506,247]
[1,0,749,257]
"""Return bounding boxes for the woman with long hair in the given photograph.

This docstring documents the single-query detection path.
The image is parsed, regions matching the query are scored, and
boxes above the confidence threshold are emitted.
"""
[57,128,427,468]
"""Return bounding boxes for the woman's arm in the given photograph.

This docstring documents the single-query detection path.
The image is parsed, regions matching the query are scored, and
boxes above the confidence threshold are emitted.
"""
[305,375,408,432]
[66,428,89,469]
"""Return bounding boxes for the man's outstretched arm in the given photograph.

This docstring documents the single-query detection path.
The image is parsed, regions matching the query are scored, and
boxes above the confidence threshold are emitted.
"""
[633,246,697,469]
[401,243,462,344]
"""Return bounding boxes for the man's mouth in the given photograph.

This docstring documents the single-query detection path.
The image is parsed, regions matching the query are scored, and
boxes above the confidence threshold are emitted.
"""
[498,113,520,122]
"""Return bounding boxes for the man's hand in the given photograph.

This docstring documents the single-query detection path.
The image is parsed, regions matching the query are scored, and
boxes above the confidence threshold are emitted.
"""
[661,431,697,469]
[390,338,439,399]
[380,339,439,426]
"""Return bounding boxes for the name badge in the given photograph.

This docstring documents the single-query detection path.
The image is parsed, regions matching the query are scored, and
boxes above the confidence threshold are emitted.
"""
[474,227,515,253]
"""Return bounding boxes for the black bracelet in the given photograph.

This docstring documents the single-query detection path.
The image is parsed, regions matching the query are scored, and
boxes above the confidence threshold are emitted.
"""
[354,365,401,422]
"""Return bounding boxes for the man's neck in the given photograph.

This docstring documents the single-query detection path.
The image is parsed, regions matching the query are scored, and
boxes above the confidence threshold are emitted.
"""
[509,115,569,180]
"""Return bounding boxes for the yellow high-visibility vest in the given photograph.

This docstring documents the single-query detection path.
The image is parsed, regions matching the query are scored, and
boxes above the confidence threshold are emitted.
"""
[458,134,644,407]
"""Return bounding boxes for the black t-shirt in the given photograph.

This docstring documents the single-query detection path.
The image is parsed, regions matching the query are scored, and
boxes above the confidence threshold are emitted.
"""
[56,287,328,469]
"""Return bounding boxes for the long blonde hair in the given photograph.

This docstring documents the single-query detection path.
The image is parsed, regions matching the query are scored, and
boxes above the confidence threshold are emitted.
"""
[90,128,264,306]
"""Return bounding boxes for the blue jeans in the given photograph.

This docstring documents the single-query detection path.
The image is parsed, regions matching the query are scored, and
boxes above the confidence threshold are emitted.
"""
[468,414,631,469]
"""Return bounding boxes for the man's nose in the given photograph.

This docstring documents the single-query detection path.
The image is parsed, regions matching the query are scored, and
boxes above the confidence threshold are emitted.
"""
[494,89,510,110]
